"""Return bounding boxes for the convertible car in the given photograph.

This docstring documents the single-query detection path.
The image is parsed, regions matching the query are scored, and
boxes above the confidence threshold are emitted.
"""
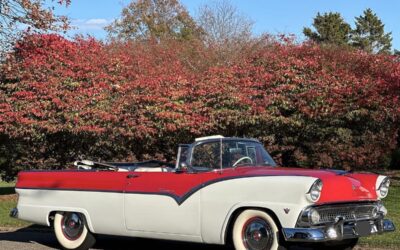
[11,135,395,250]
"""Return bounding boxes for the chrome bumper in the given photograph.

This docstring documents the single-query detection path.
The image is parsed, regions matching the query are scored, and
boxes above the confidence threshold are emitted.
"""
[9,208,18,218]
[283,219,395,242]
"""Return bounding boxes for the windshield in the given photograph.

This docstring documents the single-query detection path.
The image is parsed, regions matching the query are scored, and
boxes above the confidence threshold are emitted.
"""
[191,140,276,171]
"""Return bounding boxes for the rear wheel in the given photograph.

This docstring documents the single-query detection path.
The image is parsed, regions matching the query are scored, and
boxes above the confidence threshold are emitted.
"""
[232,210,280,250]
[54,212,96,250]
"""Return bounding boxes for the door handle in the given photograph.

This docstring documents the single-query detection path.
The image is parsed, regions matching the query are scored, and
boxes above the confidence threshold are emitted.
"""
[127,174,140,179]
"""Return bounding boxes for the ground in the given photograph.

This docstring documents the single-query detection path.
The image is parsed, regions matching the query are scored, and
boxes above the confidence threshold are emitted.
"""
[0,228,397,250]
[0,171,399,250]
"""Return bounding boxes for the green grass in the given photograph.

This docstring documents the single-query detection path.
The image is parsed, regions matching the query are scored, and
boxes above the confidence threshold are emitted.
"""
[359,183,400,248]
[0,201,31,227]
[0,181,31,227]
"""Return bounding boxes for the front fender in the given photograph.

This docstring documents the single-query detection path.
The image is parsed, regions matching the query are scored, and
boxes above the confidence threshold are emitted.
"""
[219,201,304,244]
[200,176,317,244]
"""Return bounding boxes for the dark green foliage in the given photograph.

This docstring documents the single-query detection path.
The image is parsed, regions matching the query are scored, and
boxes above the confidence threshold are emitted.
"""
[352,8,392,54]
[0,135,24,181]
[304,9,393,54]
[391,133,400,170]
[391,149,400,170]
[303,12,352,46]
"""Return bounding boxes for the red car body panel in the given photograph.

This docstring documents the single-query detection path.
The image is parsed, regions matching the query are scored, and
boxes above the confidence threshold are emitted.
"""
[16,166,379,205]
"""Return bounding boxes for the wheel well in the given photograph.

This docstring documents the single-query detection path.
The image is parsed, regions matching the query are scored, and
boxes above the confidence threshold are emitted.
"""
[48,211,91,232]
[48,211,57,226]
[224,207,284,246]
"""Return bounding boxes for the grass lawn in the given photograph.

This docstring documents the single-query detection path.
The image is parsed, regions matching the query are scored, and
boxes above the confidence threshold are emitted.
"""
[359,180,400,248]
[0,181,31,228]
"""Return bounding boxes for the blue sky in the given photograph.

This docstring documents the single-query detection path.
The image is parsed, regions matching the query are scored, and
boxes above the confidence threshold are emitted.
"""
[55,0,400,50]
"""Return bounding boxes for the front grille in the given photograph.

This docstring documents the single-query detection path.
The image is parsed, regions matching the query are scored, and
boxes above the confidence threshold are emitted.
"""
[316,203,377,224]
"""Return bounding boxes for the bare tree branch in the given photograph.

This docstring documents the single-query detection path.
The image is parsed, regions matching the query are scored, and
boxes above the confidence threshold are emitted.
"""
[0,0,70,56]
[197,0,253,46]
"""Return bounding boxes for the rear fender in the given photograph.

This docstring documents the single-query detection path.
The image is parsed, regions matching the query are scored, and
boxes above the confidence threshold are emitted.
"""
[47,207,95,233]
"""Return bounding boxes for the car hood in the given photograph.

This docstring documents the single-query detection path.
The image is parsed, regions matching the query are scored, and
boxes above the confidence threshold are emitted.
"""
[228,166,379,204]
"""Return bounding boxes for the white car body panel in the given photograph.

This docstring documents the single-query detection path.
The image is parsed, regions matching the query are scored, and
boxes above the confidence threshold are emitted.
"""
[124,192,201,235]
[16,175,316,245]
[200,176,316,243]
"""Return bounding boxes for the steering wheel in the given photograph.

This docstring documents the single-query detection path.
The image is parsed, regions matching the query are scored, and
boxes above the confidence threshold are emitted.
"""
[232,156,253,168]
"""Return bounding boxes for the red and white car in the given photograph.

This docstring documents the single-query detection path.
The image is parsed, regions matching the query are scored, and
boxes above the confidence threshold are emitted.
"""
[11,136,395,250]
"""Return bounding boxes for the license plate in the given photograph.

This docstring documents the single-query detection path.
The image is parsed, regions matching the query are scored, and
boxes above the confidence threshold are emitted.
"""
[356,221,372,236]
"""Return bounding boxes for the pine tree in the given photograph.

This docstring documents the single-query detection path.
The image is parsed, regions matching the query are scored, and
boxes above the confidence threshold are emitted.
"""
[303,12,351,46]
[352,8,392,54]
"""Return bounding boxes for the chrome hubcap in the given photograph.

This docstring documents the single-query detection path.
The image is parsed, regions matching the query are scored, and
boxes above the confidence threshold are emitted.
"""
[242,217,274,250]
[61,213,84,240]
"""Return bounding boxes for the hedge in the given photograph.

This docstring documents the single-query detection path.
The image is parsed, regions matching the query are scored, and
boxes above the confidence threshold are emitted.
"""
[0,34,399,180]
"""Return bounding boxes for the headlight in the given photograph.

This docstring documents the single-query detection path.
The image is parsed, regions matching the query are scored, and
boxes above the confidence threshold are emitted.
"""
[307,179,323,202]
[309,208,321,224]
[376,176,390,199]
[297,207,321,226]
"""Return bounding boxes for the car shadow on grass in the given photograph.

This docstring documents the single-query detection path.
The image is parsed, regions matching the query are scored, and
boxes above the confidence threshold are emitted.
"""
[0,225,366,250]
[0,225,231,250]
[0,225,59,249]
[94,235,231,250]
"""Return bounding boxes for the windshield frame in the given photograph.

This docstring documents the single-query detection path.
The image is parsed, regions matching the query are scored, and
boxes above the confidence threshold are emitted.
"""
[186,138,276,172]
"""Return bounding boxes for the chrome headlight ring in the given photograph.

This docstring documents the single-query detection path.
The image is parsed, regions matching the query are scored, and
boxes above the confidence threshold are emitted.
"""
[376,176,390,199]
[307,179,323,202]
[297,207,321,227]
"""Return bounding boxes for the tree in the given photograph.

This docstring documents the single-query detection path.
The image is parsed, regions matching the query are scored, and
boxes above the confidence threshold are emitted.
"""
[106,0,201,41]
[197,0,253,46]
[352,8,392,54]
[0,0,70,54]
[1,34,400,179]
[303,12,351,46]
[196,0,257,65]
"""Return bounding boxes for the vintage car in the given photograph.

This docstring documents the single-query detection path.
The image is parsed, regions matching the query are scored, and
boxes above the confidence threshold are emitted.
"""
[11,135,395,250]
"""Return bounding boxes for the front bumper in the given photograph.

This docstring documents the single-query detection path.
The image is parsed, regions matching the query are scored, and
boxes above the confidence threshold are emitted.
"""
[283,218,395,242]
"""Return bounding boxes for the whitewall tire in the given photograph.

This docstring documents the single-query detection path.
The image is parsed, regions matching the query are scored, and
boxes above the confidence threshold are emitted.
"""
[232,210,279,250]
[54,212,96,250]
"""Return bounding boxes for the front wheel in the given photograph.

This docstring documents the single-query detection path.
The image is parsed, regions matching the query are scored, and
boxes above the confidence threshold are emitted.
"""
[54,212,96,250]
[232,210,280,250]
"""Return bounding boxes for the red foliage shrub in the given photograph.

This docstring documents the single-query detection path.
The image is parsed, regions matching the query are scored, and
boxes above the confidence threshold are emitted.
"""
[0,34,399,179]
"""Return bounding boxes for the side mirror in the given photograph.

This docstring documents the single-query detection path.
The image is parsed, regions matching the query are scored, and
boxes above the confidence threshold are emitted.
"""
[176,162,189,173]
